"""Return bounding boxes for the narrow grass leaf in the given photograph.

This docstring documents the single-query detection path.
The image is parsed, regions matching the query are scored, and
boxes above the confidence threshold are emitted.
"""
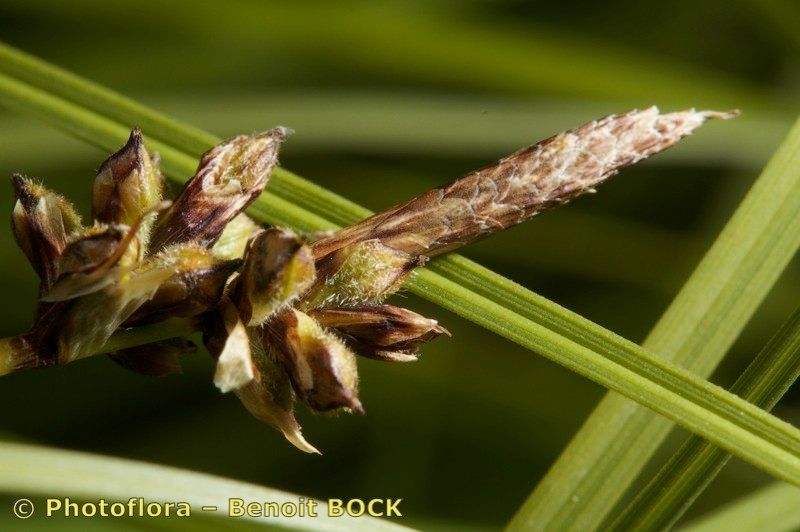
[608,305,800,531]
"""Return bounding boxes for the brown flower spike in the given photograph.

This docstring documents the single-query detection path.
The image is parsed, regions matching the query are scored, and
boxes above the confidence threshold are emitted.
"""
[313,107,737,259]
[0,107,734,452]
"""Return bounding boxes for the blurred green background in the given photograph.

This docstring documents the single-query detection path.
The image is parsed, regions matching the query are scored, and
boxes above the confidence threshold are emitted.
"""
[1,0,799,530]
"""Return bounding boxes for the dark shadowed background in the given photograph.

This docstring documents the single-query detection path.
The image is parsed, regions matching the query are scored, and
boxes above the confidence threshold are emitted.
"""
[0,0,798,530]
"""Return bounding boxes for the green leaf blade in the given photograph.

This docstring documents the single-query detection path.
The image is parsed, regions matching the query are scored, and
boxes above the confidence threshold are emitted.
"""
[609,305,800,531]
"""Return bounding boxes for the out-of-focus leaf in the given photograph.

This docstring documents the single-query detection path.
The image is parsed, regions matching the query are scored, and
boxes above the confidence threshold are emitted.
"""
[679,483,800,532]
[0,441,411,531]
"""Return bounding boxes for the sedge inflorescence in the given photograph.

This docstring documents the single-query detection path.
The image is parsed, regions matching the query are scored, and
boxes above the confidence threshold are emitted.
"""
[4,107,733,451]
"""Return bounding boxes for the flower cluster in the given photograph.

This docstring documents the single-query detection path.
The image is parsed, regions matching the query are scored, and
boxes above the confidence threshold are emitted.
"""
[3,107,734,452]
[6,126,448,452]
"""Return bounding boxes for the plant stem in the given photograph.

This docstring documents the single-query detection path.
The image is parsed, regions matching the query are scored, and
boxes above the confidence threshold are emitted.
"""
[0,319,197,376]
[101,318,197,353]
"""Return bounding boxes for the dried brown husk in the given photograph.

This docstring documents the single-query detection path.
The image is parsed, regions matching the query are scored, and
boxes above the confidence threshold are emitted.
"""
[92,128,164,249]
[126,244,241,325]
[42,224,140,302]
[309,304,448,361]
[265,309,362,413]
[152,127,288,249]
[11,174,82,292]
[234,228,316,326]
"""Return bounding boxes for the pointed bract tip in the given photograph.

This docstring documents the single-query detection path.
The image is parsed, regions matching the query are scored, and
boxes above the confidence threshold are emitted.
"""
[284,429,322,454]
[269,125,293,140]
[700,109,740,120]
[350,400,365,415]
[11,174,36,203]
[11,173,26,190]
[252,126,292,144]
[127,127,143,147]
[372,351,419,362]
[630,105,737,122]
[674,108,740,121]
